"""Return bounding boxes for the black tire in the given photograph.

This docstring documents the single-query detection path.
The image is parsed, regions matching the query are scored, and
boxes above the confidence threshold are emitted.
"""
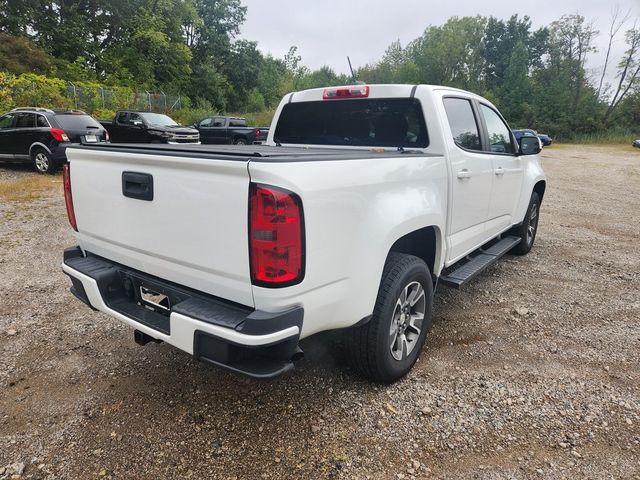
[345,253,433,383]
[511,192,540,255]
[31,148,57,174]
[234,137,248,145]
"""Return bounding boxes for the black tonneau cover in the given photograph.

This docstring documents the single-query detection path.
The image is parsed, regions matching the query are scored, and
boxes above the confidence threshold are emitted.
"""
[68,143,440,163]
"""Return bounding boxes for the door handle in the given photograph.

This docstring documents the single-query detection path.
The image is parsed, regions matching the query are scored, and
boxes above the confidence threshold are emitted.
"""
[495,166,505,176]
[122,171,154,201]
[457,169,472,179]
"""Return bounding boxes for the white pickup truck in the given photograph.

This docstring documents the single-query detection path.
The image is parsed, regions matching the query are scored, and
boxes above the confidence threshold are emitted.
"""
[62,84,545,383]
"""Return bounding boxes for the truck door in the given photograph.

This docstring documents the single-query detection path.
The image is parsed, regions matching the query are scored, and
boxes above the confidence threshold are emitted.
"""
[478,104,524,237]
[211,117,227,144]
[114,111,129,142]
[442,97,494,263]
[197,117,214,144]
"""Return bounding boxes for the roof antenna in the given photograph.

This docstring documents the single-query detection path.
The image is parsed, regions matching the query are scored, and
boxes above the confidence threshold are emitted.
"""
[347,56,356,83]
[347,56,365,85]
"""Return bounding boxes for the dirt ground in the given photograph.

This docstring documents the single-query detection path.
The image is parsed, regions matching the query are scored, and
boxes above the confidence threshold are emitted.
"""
[0,145,639,479]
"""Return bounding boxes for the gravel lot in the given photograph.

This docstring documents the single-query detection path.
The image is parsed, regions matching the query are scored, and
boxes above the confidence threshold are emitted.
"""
[1,145,639,479]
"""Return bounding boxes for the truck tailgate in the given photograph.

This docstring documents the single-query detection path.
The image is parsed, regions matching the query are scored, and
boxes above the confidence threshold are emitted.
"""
[67,147,254,307]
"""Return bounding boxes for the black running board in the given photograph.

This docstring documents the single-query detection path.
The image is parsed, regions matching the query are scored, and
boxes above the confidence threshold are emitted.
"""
[439,236,521,289]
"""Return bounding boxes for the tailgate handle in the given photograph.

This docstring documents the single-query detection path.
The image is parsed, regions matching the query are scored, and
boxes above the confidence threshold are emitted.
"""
[122,172,154,201]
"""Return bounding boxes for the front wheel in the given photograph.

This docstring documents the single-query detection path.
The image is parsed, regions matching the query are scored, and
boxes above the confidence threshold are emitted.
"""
[345,253,433,383]
[31,148,56,174]
[511,191,540,255]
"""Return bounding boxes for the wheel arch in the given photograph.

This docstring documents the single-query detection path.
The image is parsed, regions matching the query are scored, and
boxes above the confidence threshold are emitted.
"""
[387,225,443,280]
[29,142,52,156]
[533,180,546,203]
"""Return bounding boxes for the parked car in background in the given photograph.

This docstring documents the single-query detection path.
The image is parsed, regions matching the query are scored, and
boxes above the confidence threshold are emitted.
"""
[100,111,199,144]
[0,107,108,174]
[192,116,269,145]
[537,132,553,146]
[513,128,552,147]
[633,139,640,148]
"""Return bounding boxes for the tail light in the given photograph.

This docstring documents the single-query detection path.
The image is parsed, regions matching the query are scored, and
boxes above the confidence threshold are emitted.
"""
[51,128,69,142]
[255,128,261,138]
[63,164,78,231]
[249,184,304,287]
[323,85,370,100]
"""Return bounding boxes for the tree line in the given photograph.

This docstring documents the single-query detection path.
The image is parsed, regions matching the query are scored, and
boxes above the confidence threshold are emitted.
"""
[0,1,638,138]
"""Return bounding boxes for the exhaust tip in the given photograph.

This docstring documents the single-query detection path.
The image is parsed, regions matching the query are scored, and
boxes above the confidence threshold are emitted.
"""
[291,346,304,362]
[134,330,161,346]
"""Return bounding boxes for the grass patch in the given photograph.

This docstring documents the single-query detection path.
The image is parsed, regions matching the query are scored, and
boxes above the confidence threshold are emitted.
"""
[0,174,61,202]
[557,129,638,145]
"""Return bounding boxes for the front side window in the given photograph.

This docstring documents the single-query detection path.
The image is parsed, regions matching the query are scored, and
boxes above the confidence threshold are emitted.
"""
[480,104,515,154]
[443,98,481,151]
[274,98,428,148]
[0,114,13,129]
[199,118,212,127]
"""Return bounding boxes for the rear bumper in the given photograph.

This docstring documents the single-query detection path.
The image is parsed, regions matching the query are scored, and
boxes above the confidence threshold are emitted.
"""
[62,247,303,378]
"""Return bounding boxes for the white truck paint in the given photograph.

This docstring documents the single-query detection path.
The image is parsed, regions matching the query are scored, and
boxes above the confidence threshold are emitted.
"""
[63,84,546,382]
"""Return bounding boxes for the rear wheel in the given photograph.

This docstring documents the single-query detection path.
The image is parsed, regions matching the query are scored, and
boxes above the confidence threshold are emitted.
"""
[345,253,433,383]
[31,148,56,174]
[234,137,248,145]
[511,192,540,255]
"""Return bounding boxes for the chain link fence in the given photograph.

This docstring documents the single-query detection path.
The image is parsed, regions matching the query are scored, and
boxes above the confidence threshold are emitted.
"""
[66,83,181,113]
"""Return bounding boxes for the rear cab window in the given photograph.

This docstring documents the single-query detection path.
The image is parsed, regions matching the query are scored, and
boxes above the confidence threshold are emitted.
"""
[274,98,429,148]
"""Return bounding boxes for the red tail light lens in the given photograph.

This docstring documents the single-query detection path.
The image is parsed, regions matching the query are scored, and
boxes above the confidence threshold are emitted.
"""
[51,128,69,142]
[255,128,261,138]
[63,164,78,231]
[249,184,304,287]
[323,85,370,100]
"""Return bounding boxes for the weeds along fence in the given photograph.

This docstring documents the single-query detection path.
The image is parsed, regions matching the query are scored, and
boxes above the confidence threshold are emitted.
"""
[0,72,182,118]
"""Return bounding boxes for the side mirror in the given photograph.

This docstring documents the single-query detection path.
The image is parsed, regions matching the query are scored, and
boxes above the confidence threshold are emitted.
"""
[518,136,541,155]
[132,120,144,128]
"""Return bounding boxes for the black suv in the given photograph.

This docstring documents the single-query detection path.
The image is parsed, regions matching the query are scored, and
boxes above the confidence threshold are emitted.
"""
[0,107,109,174]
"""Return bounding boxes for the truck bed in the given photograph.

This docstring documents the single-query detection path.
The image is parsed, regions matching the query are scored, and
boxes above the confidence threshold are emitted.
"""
[70,142,439,162]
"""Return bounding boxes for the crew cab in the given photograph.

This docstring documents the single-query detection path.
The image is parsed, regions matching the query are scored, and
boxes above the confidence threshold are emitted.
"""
[192,116,269,145]
[0,108,108,173]
[100,111,199,144]
[62,84,545,383]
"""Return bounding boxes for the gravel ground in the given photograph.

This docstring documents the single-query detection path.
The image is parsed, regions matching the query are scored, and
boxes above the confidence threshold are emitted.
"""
[0,145,639,479]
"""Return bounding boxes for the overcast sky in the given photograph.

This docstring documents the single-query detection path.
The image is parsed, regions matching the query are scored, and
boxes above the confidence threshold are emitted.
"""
[239,0,639,87]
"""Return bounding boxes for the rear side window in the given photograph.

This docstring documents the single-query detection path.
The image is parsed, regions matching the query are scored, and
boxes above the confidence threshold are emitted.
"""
[36,115,49,127]
[480,104,515,154]
[274,98,429,148]
[117,112,128,124]
[443,98,481,151]
[55,114,102,130]
[14,113,35,128]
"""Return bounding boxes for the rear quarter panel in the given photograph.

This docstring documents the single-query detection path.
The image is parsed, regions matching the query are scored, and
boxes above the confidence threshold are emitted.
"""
[248,154,448,338]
